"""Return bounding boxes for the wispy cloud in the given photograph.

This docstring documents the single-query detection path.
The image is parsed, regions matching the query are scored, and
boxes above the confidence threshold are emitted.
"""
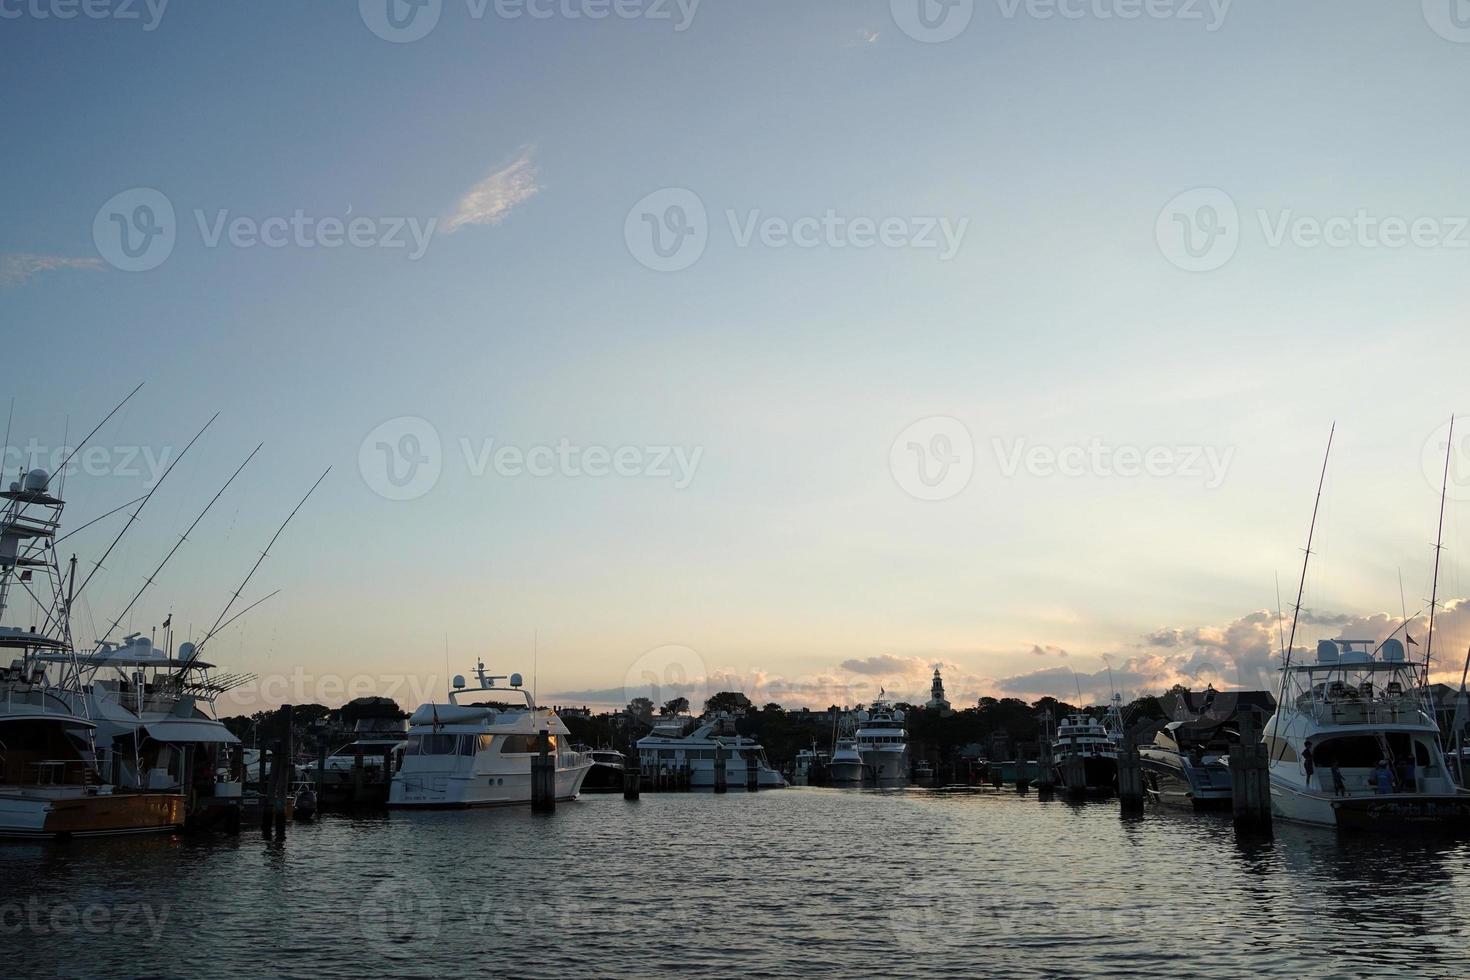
[0,253,105,287]
[445,146,541,233]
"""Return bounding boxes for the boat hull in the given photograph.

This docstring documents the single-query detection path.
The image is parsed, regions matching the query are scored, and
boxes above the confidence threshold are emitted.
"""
[1270,777,1470,831]
[1052,755,1117,793]
[389,764,591,808]
[860,747,908,785]
[0,790,184,838]
[827,761,866,784]
[1139,751,1233,809]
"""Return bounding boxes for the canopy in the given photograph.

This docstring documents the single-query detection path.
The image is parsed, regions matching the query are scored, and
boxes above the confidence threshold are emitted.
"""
[143,719,240,744]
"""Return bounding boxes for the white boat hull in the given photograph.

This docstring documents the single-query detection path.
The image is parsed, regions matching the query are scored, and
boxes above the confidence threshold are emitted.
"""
[827,761,866,784]
[390,764,591,808]
[861,746,908,784]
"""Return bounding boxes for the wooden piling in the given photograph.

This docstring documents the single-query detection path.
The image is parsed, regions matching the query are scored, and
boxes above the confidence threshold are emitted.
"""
[1062,754,1087,798]
[623,752,640,800]
[260,744,276,836]
[745,750,758,792]
[531,729,555,813]
[1036,739,1055,791]
[1229,715,1272,832]
[1117,735,1144,813]
[714,744,728,794]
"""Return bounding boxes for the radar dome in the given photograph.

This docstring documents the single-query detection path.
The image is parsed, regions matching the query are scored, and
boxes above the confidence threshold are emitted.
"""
[23,469,49,492]
[1382,638,1406,662]
[453,674,466,689]
[509,672,523,688]
[1316,640,1340,663]
[177,641,196,661]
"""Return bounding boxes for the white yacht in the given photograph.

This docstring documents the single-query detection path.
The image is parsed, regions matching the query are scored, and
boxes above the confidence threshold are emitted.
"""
[390,662,592,808]
[636,714,787,789]
[1263,638,1469,830]
[1051,713,1118,792]
[855,694,908,785]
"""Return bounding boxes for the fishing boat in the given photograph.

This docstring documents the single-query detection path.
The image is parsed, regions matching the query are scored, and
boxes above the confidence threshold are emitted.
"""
[1264,638,1469,829]
[390,662,592,807]
[791,746,828,786]
[0,465,184,838]
[1263,421,1470,830]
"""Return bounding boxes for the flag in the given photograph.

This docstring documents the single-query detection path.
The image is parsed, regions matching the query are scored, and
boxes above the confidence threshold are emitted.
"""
[18,570,30,582]
[1407,633,1419,646]
[162,614,171,629]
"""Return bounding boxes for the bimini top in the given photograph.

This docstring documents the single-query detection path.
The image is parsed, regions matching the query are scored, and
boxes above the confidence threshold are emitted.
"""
[1285,638,1426,672]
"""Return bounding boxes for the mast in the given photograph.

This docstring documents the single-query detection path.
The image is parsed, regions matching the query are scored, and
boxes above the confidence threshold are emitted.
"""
[1272,424,1334,762]
[1426,415,1454,687]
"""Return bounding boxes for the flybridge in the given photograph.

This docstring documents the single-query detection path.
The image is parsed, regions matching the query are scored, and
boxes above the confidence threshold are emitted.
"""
[1282,638,1427,672]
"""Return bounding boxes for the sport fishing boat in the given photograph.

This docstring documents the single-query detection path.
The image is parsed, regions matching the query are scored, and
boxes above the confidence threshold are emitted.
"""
[855,694,908,785]
[636,714,787,789]
[390,662,592,807]
[1050,713,1118,793]
[0,466,184,837]
[1138,719,1235,809]
[1264,638,1469,830]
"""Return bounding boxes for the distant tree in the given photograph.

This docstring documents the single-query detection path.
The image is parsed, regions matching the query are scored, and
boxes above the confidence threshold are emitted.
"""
[628,697,654,722]
[661,696,690,717]
[340,697,406,724]
[704,691,753,717]
[762,702,784,714]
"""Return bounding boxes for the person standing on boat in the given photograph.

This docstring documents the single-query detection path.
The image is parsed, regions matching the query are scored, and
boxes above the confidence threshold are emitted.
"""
[1395,755,1416,793]
[1374,760,1394,794]
[1301,740,1315,790]
[1330,761,1346,797]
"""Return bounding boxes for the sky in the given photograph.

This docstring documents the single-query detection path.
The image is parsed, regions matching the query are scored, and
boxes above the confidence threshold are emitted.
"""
[4,0,1470,715]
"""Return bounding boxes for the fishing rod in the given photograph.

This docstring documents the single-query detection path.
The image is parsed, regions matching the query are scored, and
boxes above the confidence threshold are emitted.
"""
[188,466,330,664]
[92,443,262,652]
[51,495,148,546]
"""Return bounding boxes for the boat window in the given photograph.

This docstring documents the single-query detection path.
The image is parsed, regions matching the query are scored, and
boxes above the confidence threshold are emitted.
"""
[477,735,494,754]
[1415,740,1431,767]
[500,734,557,754]
[412,734,461,756]
[1312,736,1383,768]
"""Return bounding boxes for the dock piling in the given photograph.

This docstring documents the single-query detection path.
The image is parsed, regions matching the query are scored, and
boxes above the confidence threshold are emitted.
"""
[714,744,728,794]
[623,752,640,800]
[531,729,555,813]
[1229,715,1272,832]
[1117,735,1144,813]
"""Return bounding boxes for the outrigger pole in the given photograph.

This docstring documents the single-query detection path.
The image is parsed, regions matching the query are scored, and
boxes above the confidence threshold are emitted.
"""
[188,465,330,664]
[1425,415,1454,688]
[92,443,262,652]
[1273,423,1335,762]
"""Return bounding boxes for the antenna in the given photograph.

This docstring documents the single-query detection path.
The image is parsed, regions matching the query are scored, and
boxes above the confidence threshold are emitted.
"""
[2,396,13,475]
[191,466,329,661]
[1426,415,1454,684]
[1273,423,1334,763]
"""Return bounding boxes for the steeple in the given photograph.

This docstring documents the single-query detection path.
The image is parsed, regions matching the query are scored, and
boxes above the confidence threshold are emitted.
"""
[926,665,951,713]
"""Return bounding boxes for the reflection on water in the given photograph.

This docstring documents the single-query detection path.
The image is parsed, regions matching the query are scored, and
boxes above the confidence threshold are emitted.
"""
[7,789,1470,978]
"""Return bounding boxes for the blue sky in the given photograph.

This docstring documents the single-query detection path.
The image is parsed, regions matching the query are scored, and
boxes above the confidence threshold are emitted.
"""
[4,1,1470,712]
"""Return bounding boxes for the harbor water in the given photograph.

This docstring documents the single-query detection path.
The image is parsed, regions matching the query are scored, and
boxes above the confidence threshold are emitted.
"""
[8,788,1470,979]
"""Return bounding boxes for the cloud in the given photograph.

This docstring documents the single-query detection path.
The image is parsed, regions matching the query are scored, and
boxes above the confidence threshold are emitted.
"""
[1030,644,1068,658]
[445,146,541,232]
[0,253,105,287]
[839,653,929,676]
